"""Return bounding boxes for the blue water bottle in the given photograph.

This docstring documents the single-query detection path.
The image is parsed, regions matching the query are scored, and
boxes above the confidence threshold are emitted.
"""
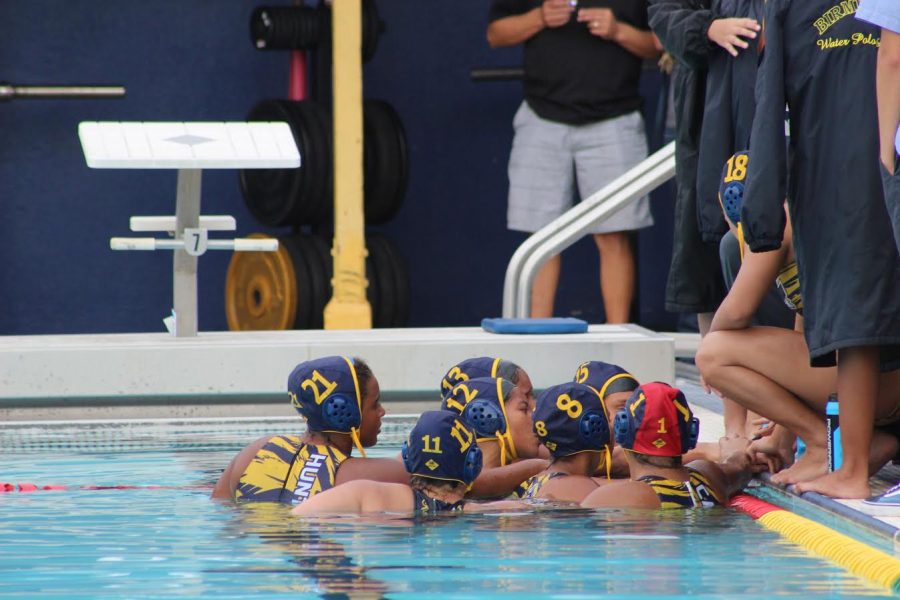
[826,394,842,472]
[795,437,806,461]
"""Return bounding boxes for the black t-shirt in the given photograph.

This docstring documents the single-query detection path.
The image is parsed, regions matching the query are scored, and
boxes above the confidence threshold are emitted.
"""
[489,0,650,124]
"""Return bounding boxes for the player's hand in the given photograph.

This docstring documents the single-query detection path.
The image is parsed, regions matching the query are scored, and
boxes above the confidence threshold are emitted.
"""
[707,17,760,57]
[542,0,574,28]
[577,8,618,39]
[749,418,774,440]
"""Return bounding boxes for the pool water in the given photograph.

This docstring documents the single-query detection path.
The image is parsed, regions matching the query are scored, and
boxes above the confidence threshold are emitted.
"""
[0,418,894,599]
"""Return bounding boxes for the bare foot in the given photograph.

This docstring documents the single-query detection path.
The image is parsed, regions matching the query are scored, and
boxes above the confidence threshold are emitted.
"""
[869,430,900,475]
[770,448,827,485]
[794,468,871,499]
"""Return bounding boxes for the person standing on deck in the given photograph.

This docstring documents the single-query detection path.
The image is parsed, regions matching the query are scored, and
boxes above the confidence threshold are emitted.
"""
[486,0,660,322]
[857,0,900,254]
[741,0,900,499]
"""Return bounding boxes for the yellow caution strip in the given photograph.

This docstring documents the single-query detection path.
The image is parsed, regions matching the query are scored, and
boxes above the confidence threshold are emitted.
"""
[730,493,900,592]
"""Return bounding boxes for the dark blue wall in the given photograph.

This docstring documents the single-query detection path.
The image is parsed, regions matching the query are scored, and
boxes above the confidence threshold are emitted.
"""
[0,1,677,335]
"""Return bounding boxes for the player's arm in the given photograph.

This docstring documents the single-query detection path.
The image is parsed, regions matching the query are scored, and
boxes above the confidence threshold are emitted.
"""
[211,435,273,500]
[467,459,549,499]
[689,452,753,501]
[709,239,787,332]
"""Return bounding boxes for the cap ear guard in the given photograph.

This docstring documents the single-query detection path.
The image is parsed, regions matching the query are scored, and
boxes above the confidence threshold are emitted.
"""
[613,408,636,449]
[462,398,507,438]
[720,182,745,226]
[682,416,700,452]
[580,411,610,446]
[321,394,361,431]
[462,444,484,485]
[401,440,411,472]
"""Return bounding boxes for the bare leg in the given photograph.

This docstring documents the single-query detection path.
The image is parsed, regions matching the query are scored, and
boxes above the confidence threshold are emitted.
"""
[593,232,634,324]
[876,29,900,173]
[530,254,561,318]
[796,347,879,499]
[696,328,835,484]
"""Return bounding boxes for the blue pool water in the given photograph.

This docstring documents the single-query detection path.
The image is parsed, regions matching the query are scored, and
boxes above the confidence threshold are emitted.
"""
[0,418,895,599]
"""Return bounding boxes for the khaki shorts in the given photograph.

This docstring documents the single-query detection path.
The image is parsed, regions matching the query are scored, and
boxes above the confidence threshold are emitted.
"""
[506,102,654,235]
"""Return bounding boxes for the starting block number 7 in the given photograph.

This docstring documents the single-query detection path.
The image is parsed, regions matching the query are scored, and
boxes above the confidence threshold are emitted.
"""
[183,228,208,256]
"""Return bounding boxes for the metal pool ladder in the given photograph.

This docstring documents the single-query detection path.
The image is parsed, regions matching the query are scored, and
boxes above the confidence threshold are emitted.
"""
[502,141,677,319]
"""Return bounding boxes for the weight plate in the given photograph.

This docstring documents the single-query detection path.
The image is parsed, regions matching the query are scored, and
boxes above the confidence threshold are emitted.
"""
[364,100,409,224]
[366,234,397,328]
[225,234,297,330]
[378,234,411,327]
[239,100,302,227]
[279,234,315,329]
[294,234,329,329]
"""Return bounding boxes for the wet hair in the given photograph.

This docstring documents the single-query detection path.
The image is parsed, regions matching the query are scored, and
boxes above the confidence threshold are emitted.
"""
[353,357,374,401]
[408,475,466,493]
[495,360,521,384]
[631,452,682,469]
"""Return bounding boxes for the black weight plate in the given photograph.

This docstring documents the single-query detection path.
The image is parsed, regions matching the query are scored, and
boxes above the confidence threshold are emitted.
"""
[364,100,408,224]
[361,0,384,63]
[286,101,333,226]
[366,234,397,328]
[240,100,303,227]
[295,234,328,329]
[379,234,410,327]
[279,234,315,329]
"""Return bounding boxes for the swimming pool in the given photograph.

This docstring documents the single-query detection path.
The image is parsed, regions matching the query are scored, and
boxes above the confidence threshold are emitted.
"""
[0,418,894,598]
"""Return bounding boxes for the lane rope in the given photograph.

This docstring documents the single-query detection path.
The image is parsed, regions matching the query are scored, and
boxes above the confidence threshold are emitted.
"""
[1,482,211,492]
[730,493,900,592]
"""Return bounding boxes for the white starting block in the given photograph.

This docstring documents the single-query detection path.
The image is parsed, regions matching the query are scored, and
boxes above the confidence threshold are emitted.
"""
[79,121,301,338]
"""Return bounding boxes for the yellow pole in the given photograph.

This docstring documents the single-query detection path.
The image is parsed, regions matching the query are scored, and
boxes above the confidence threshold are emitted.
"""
[324,0,372,329]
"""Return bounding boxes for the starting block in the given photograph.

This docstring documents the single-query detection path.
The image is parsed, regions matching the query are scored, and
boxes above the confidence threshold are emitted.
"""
[79,121,301,337]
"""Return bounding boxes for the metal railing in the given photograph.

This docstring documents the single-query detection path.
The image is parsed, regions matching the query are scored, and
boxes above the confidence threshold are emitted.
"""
[502,141,677,318]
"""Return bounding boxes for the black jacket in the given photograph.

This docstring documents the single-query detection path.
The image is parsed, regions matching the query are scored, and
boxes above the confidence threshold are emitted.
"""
[742,0,900,367]
[650,0,727,313]
[695,0,764,242]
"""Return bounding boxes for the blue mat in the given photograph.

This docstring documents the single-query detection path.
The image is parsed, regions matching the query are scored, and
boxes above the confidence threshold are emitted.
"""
[481,317,588,334]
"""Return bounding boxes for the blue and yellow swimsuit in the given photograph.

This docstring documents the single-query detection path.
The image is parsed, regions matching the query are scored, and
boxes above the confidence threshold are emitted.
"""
[236,436,347,505]
[519,472,569,500]
[637,468,723,509]
[412,489,465,515]
[775,260,803,315]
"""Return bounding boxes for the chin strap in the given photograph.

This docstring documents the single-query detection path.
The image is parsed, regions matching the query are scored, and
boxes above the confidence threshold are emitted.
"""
[602,447,612,480]
[496,430,518,467]
[737,222,746,262]
[350,428,366,458]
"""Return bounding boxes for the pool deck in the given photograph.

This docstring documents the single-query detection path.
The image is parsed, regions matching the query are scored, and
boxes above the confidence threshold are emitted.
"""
[676,361,900,547]
[0,324,673,419]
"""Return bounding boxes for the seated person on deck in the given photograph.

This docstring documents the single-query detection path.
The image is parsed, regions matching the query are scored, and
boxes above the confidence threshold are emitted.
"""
[211,355,408,503]
[696,152,900,486]
[581,383,751,509]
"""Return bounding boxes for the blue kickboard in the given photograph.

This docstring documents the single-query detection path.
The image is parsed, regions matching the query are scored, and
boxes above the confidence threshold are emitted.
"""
[481,317,588,334]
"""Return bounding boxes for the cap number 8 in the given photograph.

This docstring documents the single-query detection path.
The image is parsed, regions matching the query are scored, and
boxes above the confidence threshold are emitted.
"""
[556,394,583,419]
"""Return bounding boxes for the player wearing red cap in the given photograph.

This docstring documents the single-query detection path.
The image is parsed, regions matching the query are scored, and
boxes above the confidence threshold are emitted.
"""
[581,383,751,509]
